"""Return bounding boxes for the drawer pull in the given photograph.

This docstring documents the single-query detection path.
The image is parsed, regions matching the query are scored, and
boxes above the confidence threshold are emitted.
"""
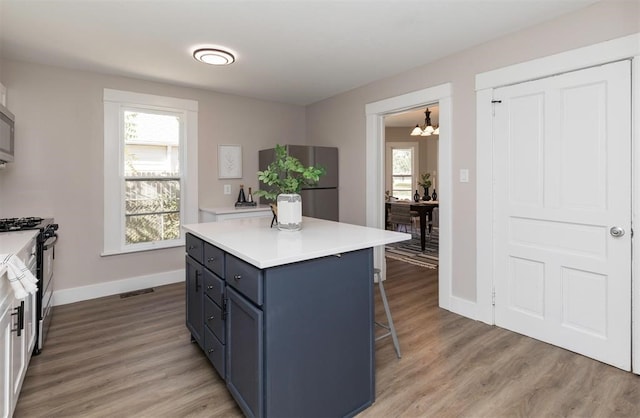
[233,274,242,280]
[208,315,215,321]
[207,285,214,290]
[188,245,195,250]
[208,348,215,354]
[207,257,215,263]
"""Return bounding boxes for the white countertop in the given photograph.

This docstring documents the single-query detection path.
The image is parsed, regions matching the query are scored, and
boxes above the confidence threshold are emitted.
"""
[0,230,38,255]
[200,205,272,215]
[183,217,410,269]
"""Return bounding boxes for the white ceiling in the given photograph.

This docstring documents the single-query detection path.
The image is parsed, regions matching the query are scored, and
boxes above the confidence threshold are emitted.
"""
[0,0,598,106]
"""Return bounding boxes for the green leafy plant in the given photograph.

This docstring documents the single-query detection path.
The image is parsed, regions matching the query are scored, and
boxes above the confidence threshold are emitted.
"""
[418,172,432,189]
[254,144,326,201]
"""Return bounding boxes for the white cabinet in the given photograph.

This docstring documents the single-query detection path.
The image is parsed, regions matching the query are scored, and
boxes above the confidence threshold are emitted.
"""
[0,232,38,418]
[10,297,25,413]
[0,271,35,418]
[1,273,12,418]
[10,292,35,412]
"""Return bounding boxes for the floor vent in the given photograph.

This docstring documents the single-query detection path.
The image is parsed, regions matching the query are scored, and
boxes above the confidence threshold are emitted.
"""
[120,288,154,298]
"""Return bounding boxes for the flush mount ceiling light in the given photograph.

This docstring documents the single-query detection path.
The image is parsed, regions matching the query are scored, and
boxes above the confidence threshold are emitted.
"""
[410,108,439,137]
[193,48,235,66]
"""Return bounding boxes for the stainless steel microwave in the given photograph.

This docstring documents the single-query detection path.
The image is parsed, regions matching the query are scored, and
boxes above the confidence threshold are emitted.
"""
[0,103,15,163]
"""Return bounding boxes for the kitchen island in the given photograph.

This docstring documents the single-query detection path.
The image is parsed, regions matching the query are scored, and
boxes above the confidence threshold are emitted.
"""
[182,217,409,418]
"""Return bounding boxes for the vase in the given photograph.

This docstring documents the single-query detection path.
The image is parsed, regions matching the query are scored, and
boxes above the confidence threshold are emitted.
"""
[277,193,302,231]
[431,189,438,201]
[413,190,420,202]
[422,187,431,201]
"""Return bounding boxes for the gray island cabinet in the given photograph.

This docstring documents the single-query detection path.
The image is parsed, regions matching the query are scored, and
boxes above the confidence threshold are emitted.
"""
[183,217,409,418]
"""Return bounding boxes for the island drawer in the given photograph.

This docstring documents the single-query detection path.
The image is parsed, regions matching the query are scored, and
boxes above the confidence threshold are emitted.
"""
[186,233,204,264]
[204,295,225,343]
[226,254,263,306]
[203,269,224,307]
[204,326,225,379]
[204,243,225,278]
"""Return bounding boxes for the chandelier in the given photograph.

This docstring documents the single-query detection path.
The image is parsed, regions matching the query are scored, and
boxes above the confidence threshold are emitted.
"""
[410,108,439,136]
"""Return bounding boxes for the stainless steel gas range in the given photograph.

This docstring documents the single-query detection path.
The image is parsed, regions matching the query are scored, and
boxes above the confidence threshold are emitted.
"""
[0,217,58,354]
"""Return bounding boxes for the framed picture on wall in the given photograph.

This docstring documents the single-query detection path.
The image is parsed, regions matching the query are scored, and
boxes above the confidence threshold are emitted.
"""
[218,145,242,179]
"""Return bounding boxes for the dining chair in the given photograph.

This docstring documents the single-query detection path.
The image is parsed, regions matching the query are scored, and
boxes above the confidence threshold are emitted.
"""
[388,203,413,233]
[428,207,439,240]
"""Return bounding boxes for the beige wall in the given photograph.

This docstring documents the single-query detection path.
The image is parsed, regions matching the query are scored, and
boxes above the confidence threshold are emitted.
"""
[306,1,640,301]
[0,60,305,291]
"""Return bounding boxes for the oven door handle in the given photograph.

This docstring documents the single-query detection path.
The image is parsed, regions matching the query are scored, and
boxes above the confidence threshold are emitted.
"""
[43,235,58,250]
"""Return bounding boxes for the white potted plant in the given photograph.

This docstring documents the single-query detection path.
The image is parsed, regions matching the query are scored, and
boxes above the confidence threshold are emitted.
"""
[254,144,325,231]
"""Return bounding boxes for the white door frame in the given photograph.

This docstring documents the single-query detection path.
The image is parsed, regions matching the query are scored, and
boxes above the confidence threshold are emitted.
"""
[366,83,455,312]
[476,33,640,371]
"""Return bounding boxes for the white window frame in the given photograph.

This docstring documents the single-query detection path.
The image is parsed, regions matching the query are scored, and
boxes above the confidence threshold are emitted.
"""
[385,141,418,199]
[103,89,198,255]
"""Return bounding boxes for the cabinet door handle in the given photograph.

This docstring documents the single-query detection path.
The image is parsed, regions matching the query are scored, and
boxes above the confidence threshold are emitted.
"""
[11,308,19,335]
[207,257,215,263]
[188,245,195,250]
[195,270,201,291]
[233,274,242,280]
[11,302,24,337]
[19,301,24,332]
[208,315,215,321]
[208,348,215,354]
[207,285,214,290]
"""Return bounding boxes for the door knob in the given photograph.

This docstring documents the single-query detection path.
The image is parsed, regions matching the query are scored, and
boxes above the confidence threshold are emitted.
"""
[610,226,625,237]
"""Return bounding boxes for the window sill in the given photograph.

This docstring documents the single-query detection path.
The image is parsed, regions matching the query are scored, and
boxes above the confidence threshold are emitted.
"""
[101,239,185,257]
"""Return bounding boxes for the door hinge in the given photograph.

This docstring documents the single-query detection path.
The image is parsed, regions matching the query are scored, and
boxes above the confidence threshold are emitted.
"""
[492,287,496,306]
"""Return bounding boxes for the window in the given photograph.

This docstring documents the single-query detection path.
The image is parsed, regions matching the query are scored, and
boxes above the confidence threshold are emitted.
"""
[103,89,198,255]
[391,148,413,199]
[386,142,417,200]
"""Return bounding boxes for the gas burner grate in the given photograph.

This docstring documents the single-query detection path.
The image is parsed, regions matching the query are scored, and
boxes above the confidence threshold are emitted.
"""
[0,217,45,232]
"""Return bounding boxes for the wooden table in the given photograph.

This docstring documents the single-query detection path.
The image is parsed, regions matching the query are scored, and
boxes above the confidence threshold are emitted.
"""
[410,202,439,251]
[386,201,439,251]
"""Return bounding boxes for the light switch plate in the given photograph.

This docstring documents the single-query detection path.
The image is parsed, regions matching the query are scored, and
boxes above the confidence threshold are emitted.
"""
[224,184,231,195]
[459,169,469,183]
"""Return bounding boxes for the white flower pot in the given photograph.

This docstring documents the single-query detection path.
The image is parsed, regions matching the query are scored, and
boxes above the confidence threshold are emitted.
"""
[277,193,302,231]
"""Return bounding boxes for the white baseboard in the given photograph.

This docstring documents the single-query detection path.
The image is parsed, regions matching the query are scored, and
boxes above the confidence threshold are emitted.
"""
[444,295,479,321]
[53,269,184,306]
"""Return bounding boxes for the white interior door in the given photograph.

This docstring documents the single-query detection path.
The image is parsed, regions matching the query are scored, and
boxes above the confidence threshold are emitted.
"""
[493,60,632,370]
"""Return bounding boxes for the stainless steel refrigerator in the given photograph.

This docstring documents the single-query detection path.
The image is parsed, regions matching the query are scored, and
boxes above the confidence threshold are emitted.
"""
[259,145,339,221]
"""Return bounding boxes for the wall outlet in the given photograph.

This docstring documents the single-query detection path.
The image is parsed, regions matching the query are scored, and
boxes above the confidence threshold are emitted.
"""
[224,184,231,195]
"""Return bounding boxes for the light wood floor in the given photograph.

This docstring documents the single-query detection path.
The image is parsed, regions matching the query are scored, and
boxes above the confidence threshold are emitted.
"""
[15,259,640,417]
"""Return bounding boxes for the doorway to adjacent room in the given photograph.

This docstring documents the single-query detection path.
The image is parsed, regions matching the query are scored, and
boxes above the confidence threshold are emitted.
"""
[365,83,456,312]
